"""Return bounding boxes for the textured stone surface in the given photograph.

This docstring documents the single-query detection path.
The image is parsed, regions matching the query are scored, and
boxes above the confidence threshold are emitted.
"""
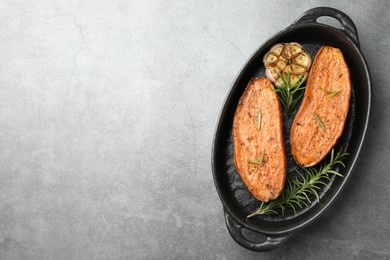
[0,0,389,259]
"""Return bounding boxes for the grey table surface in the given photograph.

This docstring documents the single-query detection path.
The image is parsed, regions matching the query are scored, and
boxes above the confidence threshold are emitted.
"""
[0,0,389,259]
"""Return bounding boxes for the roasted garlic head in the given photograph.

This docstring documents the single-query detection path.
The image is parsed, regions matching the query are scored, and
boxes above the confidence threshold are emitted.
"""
[263,42,312,87]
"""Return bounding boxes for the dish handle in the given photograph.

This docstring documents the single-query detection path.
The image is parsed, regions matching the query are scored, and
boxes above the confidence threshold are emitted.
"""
[291,7,360,47]
[224,211,292,252]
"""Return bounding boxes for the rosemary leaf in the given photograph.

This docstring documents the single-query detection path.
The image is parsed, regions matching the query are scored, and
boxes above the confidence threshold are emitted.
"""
[247,150,265,166]
[247,148,348,218]
[246,158,261,165]
[327,170,344,177]
[260,150,265,166]
[319,86,340,100]
[330,90,340,99]
[257,110,261,130]
[313,112,327,131]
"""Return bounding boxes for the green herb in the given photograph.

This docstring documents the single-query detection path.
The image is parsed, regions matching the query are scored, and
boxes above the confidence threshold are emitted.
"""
[330,90,340,99]
[247,149,348,218]
[257,110,262,130]
[247,150,265,166]
[319,86,340,99]
[274,72,306,116]
[313,112,327,131]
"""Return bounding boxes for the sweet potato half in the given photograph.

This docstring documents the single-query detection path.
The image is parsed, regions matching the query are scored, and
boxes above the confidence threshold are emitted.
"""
[290,46,352,167]
[233,78,287,202]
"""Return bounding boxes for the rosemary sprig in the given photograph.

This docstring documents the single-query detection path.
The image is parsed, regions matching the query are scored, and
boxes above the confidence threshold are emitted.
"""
[247,150,265,166]
[247,148,348,218]
[313,112,327,131]
[257,110,262,130]
[273,73,306,116]
[319,86,340,99]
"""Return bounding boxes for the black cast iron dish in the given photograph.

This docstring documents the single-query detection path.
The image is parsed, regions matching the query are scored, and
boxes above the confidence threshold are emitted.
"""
[212,7,371,251]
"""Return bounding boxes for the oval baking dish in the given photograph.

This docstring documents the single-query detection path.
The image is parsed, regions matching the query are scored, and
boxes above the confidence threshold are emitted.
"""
[212,7,371,251]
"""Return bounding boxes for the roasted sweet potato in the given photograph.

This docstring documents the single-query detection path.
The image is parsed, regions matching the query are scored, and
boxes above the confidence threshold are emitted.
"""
[233,78,287,202]
[290,46,351,167]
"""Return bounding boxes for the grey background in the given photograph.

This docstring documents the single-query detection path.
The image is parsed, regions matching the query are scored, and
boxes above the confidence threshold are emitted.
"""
[0,0,388,259]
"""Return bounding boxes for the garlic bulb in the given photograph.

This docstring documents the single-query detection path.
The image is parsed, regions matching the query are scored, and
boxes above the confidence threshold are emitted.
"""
[263,42,312,87]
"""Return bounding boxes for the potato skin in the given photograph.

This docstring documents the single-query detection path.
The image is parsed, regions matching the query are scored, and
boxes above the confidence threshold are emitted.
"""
[233,78,286,202]
[290,46,352,167]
